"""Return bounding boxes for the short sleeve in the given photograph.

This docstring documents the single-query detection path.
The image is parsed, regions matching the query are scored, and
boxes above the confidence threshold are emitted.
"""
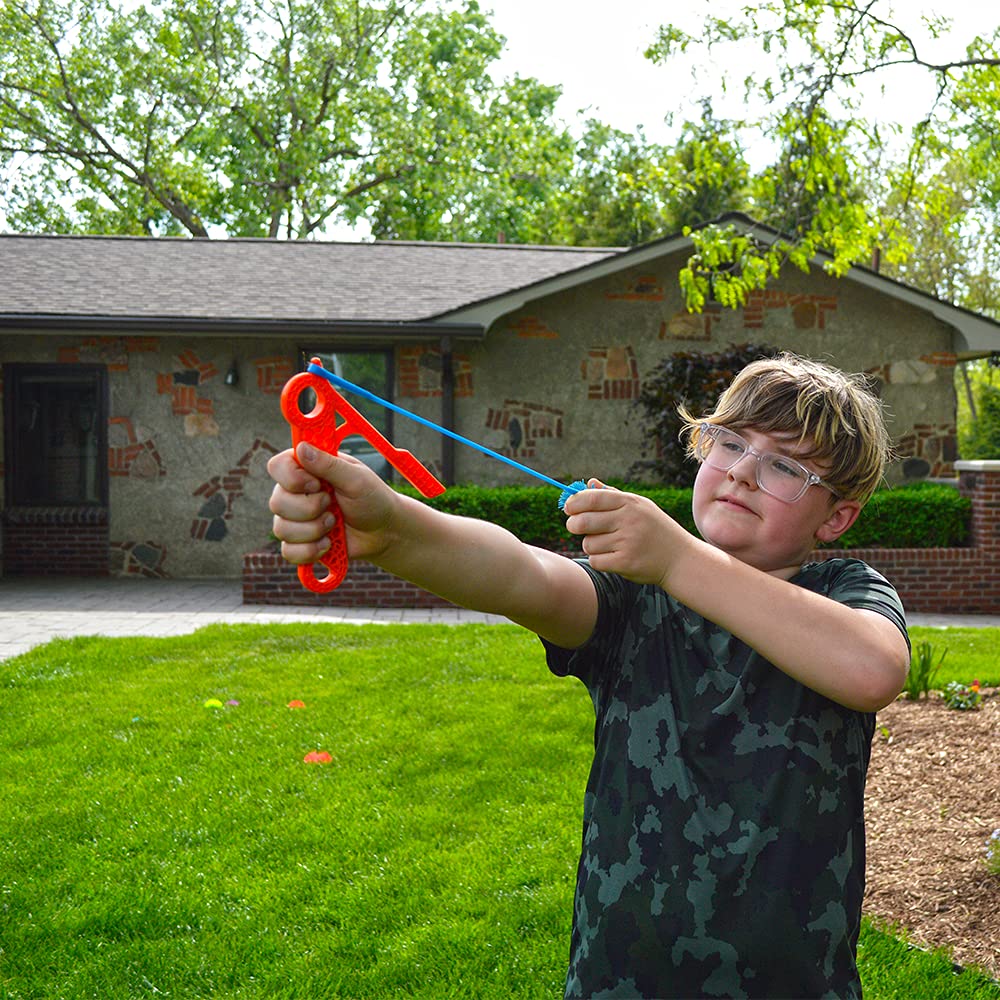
[800,558,910,650]
[541,559,644,686]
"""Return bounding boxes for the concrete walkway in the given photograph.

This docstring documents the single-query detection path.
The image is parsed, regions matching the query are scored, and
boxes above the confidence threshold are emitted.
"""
[0,577,509,662]
[1,576,997,662]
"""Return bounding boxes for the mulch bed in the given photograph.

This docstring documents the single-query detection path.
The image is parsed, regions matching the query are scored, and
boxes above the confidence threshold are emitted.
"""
[864,687,1000,980]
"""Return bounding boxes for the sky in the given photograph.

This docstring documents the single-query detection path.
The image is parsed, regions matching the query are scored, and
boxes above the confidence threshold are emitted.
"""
[483,0,995,149]
[486,0,685,144]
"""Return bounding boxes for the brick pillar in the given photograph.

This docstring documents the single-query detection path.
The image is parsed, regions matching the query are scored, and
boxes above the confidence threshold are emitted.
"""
[956,460,1000,614]
[956,460,1000,555]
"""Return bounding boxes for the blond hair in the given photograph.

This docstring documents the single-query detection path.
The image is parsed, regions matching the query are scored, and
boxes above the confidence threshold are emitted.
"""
[679,353,892,505]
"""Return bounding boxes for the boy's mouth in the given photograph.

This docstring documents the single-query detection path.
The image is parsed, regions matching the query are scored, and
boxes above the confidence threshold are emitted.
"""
[716,493,757,515]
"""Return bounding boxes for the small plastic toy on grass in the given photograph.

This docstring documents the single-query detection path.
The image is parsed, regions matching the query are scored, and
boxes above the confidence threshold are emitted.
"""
[281,358,589,593]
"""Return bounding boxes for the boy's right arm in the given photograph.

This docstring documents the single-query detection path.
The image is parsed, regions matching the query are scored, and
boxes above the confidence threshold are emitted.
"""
[267,443,599,649]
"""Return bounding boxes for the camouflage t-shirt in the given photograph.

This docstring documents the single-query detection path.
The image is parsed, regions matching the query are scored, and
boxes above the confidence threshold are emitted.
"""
[543,557,908,1000]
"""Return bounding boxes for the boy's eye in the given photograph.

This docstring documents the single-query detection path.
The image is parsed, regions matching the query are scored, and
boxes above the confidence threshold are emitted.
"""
[769,457,807,480]
[718,439,745,455]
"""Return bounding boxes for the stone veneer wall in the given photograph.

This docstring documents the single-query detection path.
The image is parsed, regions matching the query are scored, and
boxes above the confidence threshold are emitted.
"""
[243,461,1000,616]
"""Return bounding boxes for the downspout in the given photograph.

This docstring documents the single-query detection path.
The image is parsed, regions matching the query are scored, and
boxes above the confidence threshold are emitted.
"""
[440,335,456,485]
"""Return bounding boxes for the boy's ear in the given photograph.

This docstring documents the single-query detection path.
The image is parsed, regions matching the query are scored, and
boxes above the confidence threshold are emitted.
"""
[814,499,862,544]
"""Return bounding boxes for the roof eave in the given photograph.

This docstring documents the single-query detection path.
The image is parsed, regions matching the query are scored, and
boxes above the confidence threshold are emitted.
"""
[0,314,486,342]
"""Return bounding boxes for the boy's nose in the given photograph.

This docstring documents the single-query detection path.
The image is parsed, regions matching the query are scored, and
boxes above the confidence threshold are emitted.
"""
[727,451,759,489]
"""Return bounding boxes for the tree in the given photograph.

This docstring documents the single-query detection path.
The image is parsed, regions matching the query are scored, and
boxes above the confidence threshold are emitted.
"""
[540,120,679,248]
[878,150,1000,317]
[956,356,1000,460]
[0,0,578,239]
[645,1,1000,308]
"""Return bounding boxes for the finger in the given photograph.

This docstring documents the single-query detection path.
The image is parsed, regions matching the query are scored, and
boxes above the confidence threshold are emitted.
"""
[267,448,325,495]
[294,444,374,500]
[564,489,626,517]
[271,509,336,544]
[580,531,616,556]
[565,510,619,538]
[279,537,332,567]
[268,483,330,521]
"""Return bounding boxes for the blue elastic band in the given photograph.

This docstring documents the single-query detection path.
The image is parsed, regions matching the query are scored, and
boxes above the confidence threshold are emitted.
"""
[307,362,586,499]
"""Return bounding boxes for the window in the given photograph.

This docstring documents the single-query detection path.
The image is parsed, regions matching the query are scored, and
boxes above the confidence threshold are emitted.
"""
[4,364,108,507]
[297,350,394,480]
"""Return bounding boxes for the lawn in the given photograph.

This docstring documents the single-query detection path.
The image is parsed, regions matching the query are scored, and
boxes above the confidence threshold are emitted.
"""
[1,623,998,999]
[908,626,1000,688]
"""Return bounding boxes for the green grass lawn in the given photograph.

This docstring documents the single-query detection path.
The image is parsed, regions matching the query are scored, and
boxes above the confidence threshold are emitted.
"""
[1,623,998,999]
[908,626,1000,688]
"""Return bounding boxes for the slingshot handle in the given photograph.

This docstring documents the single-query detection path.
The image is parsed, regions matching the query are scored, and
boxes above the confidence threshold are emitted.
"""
[280,372,350,592]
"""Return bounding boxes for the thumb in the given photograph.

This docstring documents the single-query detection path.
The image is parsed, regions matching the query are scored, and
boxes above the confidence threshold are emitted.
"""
[295,440,336,475]
[296,442,373,497]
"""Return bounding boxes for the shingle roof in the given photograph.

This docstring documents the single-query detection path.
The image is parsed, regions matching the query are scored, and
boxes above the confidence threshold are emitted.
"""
[0,234,621,325]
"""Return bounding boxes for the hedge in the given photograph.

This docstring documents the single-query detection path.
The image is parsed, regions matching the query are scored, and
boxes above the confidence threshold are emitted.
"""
[398,480,969,550]
[831,481,970,549]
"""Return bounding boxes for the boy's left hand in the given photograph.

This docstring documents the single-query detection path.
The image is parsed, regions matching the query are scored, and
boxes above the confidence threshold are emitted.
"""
[562,480,692,588]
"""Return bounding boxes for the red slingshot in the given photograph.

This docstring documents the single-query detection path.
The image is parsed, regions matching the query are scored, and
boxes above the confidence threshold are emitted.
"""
[280,360,445,592]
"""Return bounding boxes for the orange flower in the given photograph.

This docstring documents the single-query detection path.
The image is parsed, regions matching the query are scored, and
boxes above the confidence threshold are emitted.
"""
[303,750,332,764]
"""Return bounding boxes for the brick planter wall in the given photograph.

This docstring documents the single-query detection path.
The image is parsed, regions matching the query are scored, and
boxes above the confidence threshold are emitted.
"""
[244,461,1000,614]
[242,548,465,608]
[2,506,110,576]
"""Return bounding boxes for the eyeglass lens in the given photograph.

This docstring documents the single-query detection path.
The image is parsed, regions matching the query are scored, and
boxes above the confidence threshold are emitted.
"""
[701,427,813,501]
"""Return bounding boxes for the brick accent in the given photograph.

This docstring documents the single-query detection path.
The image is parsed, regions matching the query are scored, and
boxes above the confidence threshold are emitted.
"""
[2,507,110,576]
[581,346,640,400]
[244,463,1000,613]
[108,417,166,479]
[191,439,279,544]
[660,304,722,342]
[484,400,564,459]
[743,290,837,330]
[506,315,559,339]
[397,347,474,397]
[256,356,295,395]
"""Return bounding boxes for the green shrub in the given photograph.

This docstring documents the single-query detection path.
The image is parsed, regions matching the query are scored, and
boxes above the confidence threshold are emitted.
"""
[832,482,970,549]
[397,480,968,550]
[629,343,781,486]
[986,829,1000,878]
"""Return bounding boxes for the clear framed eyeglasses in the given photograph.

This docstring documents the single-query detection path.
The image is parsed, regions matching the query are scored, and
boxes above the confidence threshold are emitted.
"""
[695,423,841,503]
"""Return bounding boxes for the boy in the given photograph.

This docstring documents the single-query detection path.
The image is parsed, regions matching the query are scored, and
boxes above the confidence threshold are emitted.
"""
[267,353,910,998]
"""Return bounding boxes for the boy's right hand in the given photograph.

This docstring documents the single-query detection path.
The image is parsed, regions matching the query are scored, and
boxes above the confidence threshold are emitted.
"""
[266,442,395,567]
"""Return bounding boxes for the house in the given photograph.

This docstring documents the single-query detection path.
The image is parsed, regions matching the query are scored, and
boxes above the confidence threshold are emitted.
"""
[3,212,1000,581]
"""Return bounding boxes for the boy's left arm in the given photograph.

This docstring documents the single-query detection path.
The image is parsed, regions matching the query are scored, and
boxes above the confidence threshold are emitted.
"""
[564,487,910,712]
[661,544,908,712]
